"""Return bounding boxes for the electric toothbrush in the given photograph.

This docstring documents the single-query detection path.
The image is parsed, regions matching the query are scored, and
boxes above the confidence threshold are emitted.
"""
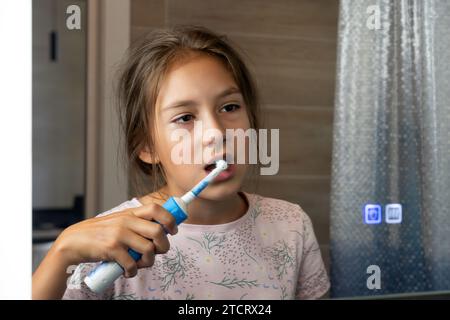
[84,160,228,293]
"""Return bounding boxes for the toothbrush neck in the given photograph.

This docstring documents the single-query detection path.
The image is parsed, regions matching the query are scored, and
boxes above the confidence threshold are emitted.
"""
[180,191,196,204]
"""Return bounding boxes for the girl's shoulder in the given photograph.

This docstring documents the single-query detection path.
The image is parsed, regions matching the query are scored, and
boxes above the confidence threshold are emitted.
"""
[245,192,311,226]
[95,198,142,217]
[96,191,167,217]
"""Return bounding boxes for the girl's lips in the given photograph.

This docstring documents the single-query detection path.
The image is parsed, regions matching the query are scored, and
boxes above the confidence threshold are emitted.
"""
[205,163,236,182]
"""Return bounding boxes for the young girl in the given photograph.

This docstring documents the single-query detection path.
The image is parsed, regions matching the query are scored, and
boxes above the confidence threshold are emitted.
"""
[32,25,330,300]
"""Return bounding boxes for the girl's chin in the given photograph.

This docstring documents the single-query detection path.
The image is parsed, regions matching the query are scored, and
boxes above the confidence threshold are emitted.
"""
[197,180,242,200]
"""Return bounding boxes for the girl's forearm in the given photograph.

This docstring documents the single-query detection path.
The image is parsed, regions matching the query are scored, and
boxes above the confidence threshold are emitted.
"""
[32,244,73,300]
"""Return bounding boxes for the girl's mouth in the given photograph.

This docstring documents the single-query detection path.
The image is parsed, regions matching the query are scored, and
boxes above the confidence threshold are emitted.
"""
[204,162,236,182]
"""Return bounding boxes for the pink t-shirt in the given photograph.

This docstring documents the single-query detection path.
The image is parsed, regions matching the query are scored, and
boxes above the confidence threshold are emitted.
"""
[63,192,330,300]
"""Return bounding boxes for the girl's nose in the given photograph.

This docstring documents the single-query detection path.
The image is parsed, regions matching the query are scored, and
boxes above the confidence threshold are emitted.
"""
[204,131,227,149]
[202,116,227,148]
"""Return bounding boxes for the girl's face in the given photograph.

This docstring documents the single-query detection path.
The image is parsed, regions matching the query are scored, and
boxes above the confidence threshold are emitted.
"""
[143,52,251,200]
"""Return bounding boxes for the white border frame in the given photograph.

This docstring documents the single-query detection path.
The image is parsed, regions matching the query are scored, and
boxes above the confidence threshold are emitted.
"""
[0,0,32,299]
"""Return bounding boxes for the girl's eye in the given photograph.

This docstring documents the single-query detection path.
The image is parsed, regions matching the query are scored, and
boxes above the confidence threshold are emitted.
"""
[173,114,194,124]
[220,104,241,113]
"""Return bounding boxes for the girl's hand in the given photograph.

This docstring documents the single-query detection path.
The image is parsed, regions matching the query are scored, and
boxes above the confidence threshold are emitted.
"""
[53,203,178,278]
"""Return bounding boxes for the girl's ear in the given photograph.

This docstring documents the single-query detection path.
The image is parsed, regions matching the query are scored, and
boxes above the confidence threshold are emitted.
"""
[138,146,160,164]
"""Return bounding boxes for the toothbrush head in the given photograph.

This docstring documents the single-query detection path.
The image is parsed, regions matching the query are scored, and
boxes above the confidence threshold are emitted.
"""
[187,159,229,198]
[215,159,228,171]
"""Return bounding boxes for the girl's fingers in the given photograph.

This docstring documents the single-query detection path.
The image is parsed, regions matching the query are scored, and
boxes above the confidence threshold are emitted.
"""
[128,203,178,235]
[136,250,155,269]
[119,227,163,256]
[122,214,170,238]
[121,217,171,254]
[119,228,164,268]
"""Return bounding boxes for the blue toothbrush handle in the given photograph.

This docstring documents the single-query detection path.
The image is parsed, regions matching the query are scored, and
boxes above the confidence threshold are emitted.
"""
[127,248,142,261]
[84,196,188,293]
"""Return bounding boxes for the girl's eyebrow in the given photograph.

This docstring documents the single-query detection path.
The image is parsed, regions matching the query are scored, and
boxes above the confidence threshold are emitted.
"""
[162,87,241,111]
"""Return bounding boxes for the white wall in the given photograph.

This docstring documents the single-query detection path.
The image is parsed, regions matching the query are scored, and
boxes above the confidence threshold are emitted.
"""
[86,0,130,216]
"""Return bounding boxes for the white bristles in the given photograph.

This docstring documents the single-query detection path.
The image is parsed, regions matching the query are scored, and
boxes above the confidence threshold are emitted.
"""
[180,160,229,204]
[215,159,228,171]
[205,160,228,182]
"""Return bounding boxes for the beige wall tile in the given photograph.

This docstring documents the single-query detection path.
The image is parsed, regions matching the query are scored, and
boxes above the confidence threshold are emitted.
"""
[228,34,337,106]
[166,0,338,106]
[167,0,338,41]
[260,106,333,176]
[132,1,338,106]
[131,0,166,28]
[130,26,154,43]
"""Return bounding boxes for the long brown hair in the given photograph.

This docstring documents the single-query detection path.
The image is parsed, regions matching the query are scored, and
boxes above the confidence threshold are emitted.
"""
[116,25,260,196]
